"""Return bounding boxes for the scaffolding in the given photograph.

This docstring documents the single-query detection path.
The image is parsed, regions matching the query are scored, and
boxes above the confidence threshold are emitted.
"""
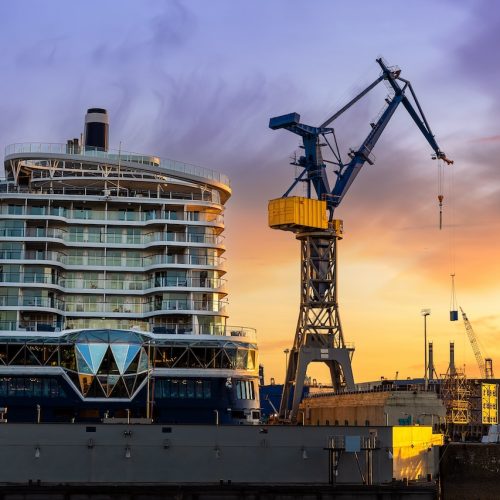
[441,370,470,426]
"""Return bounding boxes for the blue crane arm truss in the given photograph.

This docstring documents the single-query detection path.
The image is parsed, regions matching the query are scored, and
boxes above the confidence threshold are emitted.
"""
[269,58,452,217]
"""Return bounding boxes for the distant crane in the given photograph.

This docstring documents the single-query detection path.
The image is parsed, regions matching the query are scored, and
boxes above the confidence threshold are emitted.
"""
[460,307,494,379]
[269,58,452,422]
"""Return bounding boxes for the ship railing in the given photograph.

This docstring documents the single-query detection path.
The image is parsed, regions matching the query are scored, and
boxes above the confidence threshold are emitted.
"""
[0,321,256,339]
[0,273,56,285]
[0,297,227,314]
[143,254,225,267]
[0,251,225,268]
[5,143,230,186]
[150,324,256,340]
[46,277,226,291]
[4,227,224,247]
[146,299,228,313]
[0,205,224,225]
[0,296,64,309]
[143,232,224,245]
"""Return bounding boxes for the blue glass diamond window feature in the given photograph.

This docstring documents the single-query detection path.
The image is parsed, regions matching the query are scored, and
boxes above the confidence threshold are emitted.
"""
[88,344,108,374]
[75,346,93,374]
[138,348,149,373]
[110,345,140,375]
[76,344,93,373]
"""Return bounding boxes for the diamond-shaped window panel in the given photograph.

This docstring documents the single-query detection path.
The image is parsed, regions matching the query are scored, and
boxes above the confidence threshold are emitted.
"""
[124,345,141,373]
[75,347,93,375]
[123,375,137,398]
[111,344,141,375]
[138,348,149,373]
[98,374,120,397]
[88,344,108,374]
[78,374,94,396]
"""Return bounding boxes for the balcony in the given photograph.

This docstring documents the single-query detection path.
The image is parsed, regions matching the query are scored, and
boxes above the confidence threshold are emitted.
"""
[0,251,225,269]
[0,206,224,225]
[0,296,227,315]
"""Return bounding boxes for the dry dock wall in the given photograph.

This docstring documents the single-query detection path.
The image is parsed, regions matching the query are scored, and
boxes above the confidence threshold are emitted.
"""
[0,424,396,484]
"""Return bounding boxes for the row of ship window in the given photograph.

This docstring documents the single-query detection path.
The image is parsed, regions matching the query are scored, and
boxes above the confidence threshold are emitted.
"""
[0,377,66,398]
[0,376,256,400]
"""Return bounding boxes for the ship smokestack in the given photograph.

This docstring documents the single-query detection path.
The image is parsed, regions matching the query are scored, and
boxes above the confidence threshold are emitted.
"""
[428,341,435,380]
[84,108,109,151]
[449,341,456,376]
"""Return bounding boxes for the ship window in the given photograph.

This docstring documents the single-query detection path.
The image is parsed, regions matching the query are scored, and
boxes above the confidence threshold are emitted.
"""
[178,381,186,399]
[0,377,66,398]
[235,380,255,400]
[203,380,211,399]
[186,380,195,398]
[154,379,212,399]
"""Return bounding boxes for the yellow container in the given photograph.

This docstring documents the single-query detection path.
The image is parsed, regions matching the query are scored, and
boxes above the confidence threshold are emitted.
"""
[268,196,328,231]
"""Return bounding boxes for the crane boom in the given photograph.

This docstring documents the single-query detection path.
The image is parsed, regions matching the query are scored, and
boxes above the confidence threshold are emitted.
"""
[269,58,453,219]
[460,307,488,379]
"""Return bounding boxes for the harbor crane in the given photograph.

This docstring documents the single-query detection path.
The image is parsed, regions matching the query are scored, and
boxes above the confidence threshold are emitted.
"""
[460,307,494,379]
[269,58,452,422]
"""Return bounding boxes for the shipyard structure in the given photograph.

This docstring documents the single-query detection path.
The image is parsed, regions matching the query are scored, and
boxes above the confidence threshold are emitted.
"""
[0,108,260,424]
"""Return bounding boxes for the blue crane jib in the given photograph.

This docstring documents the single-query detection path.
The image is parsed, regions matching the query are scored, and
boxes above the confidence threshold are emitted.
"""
[269,58,453,220]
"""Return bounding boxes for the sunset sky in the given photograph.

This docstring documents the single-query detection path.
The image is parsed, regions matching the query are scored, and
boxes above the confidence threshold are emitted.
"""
[1,0,499,384]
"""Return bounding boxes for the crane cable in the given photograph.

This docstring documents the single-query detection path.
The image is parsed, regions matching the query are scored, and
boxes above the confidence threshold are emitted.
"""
[438,158,444,230]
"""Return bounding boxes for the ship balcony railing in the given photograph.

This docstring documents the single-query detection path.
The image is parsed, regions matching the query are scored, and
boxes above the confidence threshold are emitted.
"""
[23,231,224,246]
[0,297,228,314]
[0,182,222,204]
[65,302,144,314]
[23,250,63,262]
[147,277,226,289]
[58,277,226,291]
[0,319,255,339]
[0,275,227,292]
[0,251,225,268]
[143,254,225,267]
[0,320,21,331]
[0,251,24,260]
[146,299,228,313]
[0,228,25,238]
[0,206,224,225]
[0,273,56,285]
[151,324,256,340]
[5,143,230,186]
[0,296,64,309]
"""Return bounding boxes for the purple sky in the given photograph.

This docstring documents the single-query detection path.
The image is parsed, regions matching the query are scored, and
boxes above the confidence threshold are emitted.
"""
[1,0,499,380]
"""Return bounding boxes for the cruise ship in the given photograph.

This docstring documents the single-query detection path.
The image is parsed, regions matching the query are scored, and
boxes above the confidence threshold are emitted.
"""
[0,108,260,424]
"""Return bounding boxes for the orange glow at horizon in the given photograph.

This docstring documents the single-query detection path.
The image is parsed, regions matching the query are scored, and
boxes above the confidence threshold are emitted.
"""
[224,163,500,386]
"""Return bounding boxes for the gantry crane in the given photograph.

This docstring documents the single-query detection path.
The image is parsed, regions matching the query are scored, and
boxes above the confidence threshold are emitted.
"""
[460,307,494,379]
[269,58,452,422]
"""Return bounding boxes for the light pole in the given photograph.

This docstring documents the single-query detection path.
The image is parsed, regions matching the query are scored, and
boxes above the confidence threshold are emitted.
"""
[283,348,290,385]
[421,309,431,391]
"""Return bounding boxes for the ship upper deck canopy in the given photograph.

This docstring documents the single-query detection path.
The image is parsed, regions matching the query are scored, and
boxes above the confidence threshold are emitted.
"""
[4,142,231,200]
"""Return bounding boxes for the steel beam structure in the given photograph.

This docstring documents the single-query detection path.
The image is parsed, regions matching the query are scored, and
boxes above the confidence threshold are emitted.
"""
[279,228,354,422]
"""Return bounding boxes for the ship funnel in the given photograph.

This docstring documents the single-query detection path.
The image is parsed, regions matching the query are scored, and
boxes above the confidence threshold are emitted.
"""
[84,108,109,151]
[449,341,456,376]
